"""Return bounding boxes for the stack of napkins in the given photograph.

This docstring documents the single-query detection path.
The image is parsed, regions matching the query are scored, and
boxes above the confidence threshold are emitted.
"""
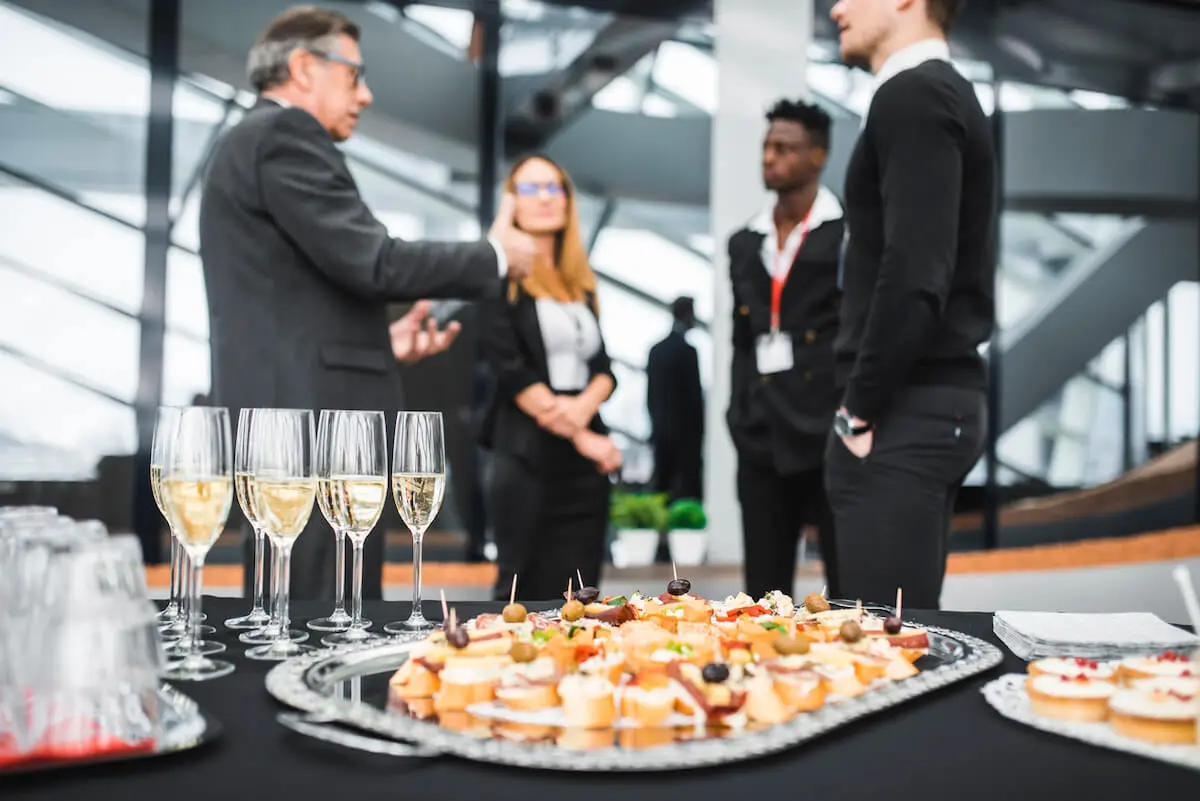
[994,610,1198,661]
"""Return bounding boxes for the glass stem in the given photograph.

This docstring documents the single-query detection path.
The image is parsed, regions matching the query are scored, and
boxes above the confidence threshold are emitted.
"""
[167,534,181,611]
[178,549,191,638]
[351,538,364,627]
[186,553,205,666]
[251,526,266,614]
[268,542,281,628]
[333,529,347,614]
[277,544,293,643]
[410,531,423,621]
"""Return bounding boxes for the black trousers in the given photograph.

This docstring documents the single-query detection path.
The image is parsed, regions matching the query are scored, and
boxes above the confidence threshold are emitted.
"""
[737,456,838,601]
[824,385,986,610]
[489,439,610,602]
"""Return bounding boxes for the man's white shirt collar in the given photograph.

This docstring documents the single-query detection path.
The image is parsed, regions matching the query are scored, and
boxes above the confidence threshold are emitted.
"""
[748,184,843,237]
[749,185,843,276]
[861,38,950,128]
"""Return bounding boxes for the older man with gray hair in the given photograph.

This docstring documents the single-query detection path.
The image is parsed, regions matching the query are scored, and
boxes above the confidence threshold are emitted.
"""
[198,4,536,607]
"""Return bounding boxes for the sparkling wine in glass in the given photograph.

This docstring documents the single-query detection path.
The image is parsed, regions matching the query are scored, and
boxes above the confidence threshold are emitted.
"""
[384,412,446,637]
[318,410,387,647]
[245,409,318,661]
[161,406,236,682]
[225,409,272,631]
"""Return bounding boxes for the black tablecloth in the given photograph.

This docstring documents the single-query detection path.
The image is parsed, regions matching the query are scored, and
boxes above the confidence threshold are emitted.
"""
[6,599,1195,799]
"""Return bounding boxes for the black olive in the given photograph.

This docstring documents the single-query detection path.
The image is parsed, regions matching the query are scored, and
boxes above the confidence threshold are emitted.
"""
[447,627,470,649]
[576,586,600,605]
[701,663,730,684]
[883,616,903,635]
[667,578,692,597]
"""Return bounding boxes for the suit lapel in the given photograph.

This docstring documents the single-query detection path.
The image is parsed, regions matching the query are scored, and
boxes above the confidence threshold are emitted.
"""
[518,294,550,381]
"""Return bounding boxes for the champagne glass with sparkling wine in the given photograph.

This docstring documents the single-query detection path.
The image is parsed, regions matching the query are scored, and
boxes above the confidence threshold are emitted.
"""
[161,406,236,682]
[225,408,272,631]
[317,410,387,647]
[384,412,446,637]
[245,408,318,661]
[150,406,183,625]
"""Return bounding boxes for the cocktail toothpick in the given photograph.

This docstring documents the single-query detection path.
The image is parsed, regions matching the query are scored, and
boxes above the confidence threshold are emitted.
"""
[577,568,585,587]
[510,574,518,606]
[896,588,903,619]
[567,577,573,603]
[672,561,678,581]
[440,589,449,622]
[449,607,457,631]
[1172,565,1200,635]
[820,585,826,599]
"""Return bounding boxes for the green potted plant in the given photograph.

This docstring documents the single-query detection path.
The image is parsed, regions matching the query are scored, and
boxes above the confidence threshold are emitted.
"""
[609,491,668,567]
[667,498,707,566]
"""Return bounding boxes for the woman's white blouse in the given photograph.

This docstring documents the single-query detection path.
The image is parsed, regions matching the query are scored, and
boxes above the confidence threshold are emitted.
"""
[534,298,602,392]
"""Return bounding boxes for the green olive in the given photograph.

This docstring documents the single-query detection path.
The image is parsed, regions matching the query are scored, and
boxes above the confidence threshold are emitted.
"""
[502,603,528,624]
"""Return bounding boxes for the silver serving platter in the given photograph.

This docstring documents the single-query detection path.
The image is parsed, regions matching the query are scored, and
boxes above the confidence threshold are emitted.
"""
[3,683,216,774]
[266,622,1003,771]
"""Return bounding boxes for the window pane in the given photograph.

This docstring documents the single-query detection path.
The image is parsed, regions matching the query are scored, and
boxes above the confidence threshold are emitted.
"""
[651,41,716,114]
[604,362,649,442]
[0,262,141,403]
[166,248,209,340]
[0,351,136,461]
[594,282,671,369]
[0,176,144,314]
[163,331,211,407]
[0,2,148,225]
[590,228,713,321]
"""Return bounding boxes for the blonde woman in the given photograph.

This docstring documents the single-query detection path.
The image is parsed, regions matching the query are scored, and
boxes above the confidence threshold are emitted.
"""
[480,154,622,601]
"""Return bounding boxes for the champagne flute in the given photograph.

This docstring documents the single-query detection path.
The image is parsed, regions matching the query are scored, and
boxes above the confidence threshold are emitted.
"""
[225,408,272,630]
[318,410,387,647]
[384,412,446,637]
[161,406,236,681]
[151,407,183,625]
[307,410,355,634]
[245,409,318,661]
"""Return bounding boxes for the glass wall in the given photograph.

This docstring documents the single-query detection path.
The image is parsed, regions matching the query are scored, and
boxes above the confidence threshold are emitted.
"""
[2,0,1195,559]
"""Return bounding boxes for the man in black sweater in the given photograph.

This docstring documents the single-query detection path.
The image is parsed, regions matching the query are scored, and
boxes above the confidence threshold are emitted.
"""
[825,0,995,608]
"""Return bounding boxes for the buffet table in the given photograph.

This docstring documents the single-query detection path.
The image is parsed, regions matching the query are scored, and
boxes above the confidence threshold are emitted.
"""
[6,599,1196,798]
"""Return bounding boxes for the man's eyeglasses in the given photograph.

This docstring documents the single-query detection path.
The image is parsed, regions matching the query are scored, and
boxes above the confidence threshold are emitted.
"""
[515,181,565,197]
[309,49,366,85]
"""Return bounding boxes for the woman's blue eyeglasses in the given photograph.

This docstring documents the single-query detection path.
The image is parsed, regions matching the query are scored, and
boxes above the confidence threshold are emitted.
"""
[515,181,565,197]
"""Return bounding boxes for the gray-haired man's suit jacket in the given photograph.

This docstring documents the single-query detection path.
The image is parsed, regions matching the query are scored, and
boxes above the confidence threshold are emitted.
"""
[199,98,500,602]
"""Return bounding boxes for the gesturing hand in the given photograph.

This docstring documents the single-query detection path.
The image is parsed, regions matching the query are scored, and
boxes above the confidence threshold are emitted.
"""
[390,300,461,365]
[489,193,537,282]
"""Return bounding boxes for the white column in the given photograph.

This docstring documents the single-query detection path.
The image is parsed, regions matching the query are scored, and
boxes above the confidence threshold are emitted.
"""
[706,0,813,564]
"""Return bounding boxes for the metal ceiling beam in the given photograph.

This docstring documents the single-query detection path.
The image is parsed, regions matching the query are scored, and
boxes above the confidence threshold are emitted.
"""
[503,16,679,154]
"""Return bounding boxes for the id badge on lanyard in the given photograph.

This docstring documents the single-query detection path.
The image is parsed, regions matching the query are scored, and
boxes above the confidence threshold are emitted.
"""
[755,216,810,375]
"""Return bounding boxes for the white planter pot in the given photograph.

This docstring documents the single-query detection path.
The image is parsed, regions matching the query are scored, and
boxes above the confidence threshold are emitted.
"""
[611,528,660,568]
[668,529,707,566]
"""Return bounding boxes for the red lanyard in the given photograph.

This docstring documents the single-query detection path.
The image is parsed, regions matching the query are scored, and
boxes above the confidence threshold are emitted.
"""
[769,215,811,333]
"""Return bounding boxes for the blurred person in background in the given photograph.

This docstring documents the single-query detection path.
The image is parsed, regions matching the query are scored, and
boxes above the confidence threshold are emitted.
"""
[198,5,536,601]
[480,154,622,602]
[826,0,993,608]
[726,99,845,600]
[647,297,705,504]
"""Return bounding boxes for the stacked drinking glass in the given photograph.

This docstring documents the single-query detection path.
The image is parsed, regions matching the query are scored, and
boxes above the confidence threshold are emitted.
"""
[0,507,165,768]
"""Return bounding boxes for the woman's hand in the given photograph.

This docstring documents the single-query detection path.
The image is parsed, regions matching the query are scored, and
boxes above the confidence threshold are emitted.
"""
[573,431,623,475]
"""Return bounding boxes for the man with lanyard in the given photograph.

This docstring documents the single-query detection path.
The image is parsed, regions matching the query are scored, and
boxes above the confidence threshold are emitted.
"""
[725,98,845,600]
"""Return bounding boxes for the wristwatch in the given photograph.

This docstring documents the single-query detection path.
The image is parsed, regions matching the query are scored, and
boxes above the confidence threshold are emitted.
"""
[834,409,873,438]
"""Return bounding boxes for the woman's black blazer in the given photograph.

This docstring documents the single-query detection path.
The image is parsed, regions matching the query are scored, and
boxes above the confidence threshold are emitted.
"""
[478,281,617,467]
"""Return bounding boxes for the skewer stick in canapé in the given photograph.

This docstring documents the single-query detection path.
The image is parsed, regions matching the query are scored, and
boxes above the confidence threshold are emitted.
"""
[884,588,904,635]
[562,577,584,622]
[502,574,527,623]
